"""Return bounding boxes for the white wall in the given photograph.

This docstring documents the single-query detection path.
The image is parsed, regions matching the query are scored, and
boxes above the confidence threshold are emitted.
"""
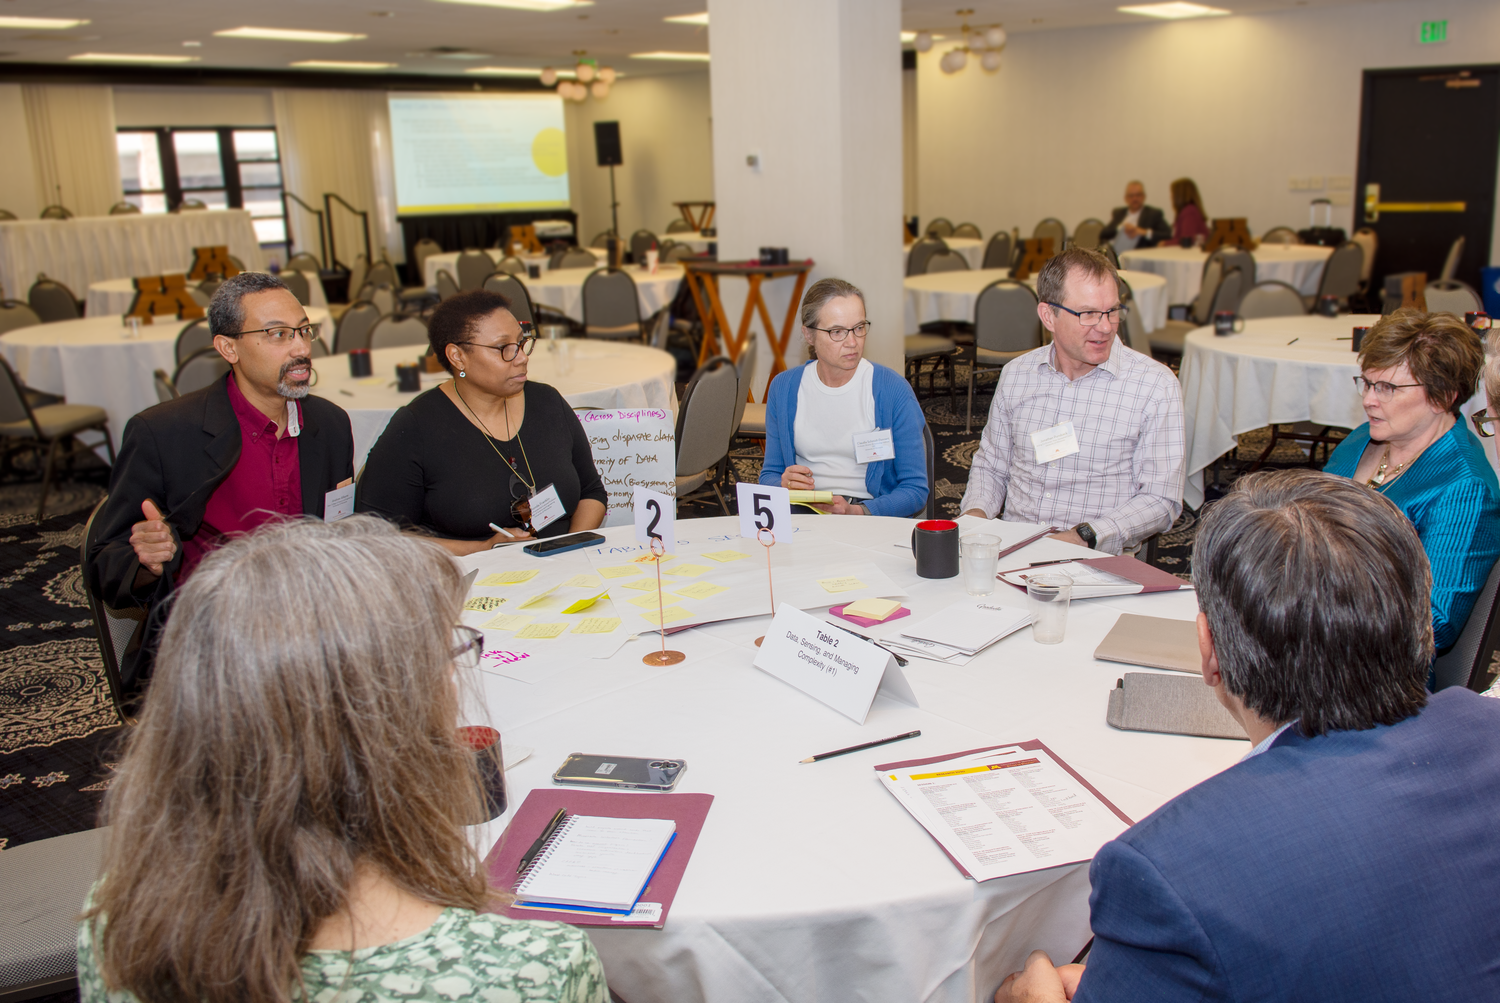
[0,84,40,221]
[114,86,274,127]
[564,71,714,242]
[916,0,1500,264]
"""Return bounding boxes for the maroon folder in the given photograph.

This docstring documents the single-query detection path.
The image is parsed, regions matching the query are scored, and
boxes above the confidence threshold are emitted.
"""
[484,788,714,929]
[1000,554,1189,596]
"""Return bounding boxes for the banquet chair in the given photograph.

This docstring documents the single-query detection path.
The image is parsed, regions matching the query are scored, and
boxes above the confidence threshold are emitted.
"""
[666,219,693,234]
[1424,281,1483,315]
[108,201,140,215]
[1032,218,1067,250]
[496,256,527,277]
[919,423,936,519]
[906,236,947,277]
[39,205,72,220]
[591,230,617,248]
[0,299,42,334]
[559,248,598,269]
[456,250,495,291]
[905,334,956,401]
[334,300,381,353]
[435,270,461,302]
[309,336,329,358]
[730,338,768,456]
[1439,236,1465,285]
[658,238,680,260]
[178,199,207,211]
[482,273,536,325]
[674,355,737,514]
[629,229,657,264]
[287,252,321,274]
[368,314,430,350]
[175,318,214,366]
[173,349,229,395]
[981,232,1012,270]
[1260,226,1301,244]
[0,824,112,1003]
[28,275,81,323]
[1099,242,1120,268]
[582,269,644,341]
[197,277,223,300]
[81,496,136,718]
[1434,556,1500,693]
[925,218,955,238]
[1116,278,1149,354]
[366,260,398,288]
[0,355,114,521]
[153,370,178,403]
[1239,281,1308,319]
[1151,265,1245,359]
[1072,218,1105,250]
[1221,250,1256,291]
[663,243,695,263]
[925,250,969,274]
[412,238,442,281]
[356,282,397,316]
[1351,228,1378,288]
[280,269,312,306]
[953,222,983,240]
[347,254,370,301]
[1304,241,1363,311]
[229,256,246,272]
[967,280,1042,432]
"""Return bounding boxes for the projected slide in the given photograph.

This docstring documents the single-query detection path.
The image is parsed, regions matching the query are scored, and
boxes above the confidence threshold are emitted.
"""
[388,93,570,214]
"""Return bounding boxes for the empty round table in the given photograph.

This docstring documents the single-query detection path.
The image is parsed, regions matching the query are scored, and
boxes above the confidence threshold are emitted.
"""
[423,248,610,292]
[85,270,327,317]
[1119,244,1333,304]
[903,268,1168,334]
[527,264,685,324]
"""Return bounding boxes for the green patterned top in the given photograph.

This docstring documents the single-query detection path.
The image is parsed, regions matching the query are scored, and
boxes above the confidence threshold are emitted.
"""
[78,905,609,1003]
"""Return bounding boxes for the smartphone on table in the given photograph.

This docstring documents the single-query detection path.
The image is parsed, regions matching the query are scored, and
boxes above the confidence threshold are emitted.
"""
[552,754,687,792]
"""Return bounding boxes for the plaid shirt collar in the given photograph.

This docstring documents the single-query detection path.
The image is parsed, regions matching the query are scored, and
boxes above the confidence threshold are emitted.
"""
[1039,335,1126,382]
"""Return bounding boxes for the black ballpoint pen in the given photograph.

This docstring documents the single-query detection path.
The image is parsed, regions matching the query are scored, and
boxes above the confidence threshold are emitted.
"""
[801,730,921,763]
[826,621,908,666]
[516,808,568,875]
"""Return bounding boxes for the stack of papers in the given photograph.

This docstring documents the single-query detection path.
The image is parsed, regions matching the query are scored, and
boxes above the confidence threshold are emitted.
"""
[883,598,1032,664]
[998,555,1191,599]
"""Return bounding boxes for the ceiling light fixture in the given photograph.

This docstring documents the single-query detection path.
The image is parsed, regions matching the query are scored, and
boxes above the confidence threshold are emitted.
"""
[69,52,199,63]
[0,16,90,30]
[629,51,710,61]
[915,19,1006,75]
[664,12,708,25]
[540,52,615,101]
[1118,2,1231,19]
[428,0,594,11]
[215,27,368,42]
[290,59,396,69]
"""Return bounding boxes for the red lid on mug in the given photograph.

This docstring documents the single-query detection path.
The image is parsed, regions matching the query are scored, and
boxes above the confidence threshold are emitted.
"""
[458,725,500,750]
[916,520,957,531]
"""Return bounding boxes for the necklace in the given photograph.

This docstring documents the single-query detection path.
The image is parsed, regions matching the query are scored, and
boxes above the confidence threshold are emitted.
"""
[453,383,536,493]
[1366,445,1411,488]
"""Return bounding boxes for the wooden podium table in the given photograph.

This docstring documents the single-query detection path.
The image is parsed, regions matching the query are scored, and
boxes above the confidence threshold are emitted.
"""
[681,259,814,399]
[673,201,716,232]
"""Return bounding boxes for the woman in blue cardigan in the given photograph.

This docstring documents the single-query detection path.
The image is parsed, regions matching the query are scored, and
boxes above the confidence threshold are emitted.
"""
[1323,309,1500,655]
[759,277,928,517]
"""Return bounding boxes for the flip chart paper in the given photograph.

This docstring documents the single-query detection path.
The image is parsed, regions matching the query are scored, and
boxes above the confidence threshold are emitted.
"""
[662,563,710,578]
[572,617,622,634]
[464,596,506,612]
[573,408,675,527]
[563,575,602,589]
[482,613,535,631]
[702,550,750,563]
[673,581,728,600]
[737,482,792,543]
[516,622,568,639]
[479,570,540,586]
[561,590,609,614]
[597,565,640,579]
[633,486,677,556]
[752,604,918,724]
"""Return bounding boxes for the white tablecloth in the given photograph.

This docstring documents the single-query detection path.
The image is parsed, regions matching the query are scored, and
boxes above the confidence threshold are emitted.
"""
[903,268,1168,334]
[459,514,1238,1003]
[0,210,267,305]
[0,307,330,451]
[906,236,985,272]
[423,248,610,292]
[667,231,715,251]
[311,340,677,471]
[1119,244,1333,305]
[85,270,327,317]
[526,264,685,324]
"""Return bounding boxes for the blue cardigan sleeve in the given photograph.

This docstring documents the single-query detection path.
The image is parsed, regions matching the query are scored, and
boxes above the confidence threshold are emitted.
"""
[757,367,801,488]
[862,366,929,518]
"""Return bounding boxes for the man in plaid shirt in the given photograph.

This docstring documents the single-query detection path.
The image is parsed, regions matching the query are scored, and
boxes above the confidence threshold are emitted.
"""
[960,246,1184,555]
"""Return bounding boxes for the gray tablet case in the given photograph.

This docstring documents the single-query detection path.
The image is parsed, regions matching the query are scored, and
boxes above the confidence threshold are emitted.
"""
[1106,672,1246,740]
[1094,614,1201,674]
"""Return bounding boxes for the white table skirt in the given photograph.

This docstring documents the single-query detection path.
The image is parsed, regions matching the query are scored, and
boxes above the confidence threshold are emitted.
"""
[0,307,330,450]
[903,268,1168,334]
[1119,244,1333,305]
[0,210,267,305]
[85,270,327,317]
[459,515,1238,1003]
[311,340,678,472]
[423,248,610,292]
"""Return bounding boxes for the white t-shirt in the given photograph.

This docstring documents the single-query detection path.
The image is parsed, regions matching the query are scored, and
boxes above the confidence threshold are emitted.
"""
[1113,209,1143,253]
[792,358,876,500]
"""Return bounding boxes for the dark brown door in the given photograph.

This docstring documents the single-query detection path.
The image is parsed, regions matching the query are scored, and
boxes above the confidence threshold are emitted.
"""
[1355,65,1500,290]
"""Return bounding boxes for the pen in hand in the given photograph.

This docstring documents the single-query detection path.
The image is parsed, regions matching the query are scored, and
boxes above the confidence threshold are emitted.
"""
[489,522,515,539]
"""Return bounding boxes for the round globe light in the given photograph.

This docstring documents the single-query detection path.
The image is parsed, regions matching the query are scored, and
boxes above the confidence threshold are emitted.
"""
[970,34,987,52]
[540,66,558,86]
[914,31,933,53]
[576,62,596,83]
[985,26,1007,49]
[599,66,616,84]
[571,84,588,102]
[942,49,967,74]
[981,50,1002,72]
[591,80,610,99]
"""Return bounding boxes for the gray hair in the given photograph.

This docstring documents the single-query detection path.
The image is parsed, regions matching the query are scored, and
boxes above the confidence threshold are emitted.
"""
[207,271,290,337]
[1192,469,1430,737]
[1485,329,1500,415]
[1036,245,1118,308]
[799,277,865,360]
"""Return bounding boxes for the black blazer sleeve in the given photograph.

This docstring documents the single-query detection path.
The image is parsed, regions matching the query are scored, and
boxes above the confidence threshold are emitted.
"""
[1098,207,1128,242]
[88,415,183,611]
[298,396,356,517]
[1143,206,1173,246]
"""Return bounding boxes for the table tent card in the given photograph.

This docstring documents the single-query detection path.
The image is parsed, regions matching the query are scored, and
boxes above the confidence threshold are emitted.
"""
[753,604,918,724]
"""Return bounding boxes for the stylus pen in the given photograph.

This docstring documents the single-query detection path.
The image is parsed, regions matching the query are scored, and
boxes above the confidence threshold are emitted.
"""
[801,730,921,764]
[826,621,908,667]
[489,522,515,539]
[995,527,1061,561]
[516,808,568,875]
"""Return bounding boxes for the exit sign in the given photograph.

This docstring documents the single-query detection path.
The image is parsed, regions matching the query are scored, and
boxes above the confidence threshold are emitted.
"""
[1419,20,1448,43]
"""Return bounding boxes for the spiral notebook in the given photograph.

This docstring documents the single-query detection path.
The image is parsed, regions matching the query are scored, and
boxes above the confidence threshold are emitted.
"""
[513,814,677,914]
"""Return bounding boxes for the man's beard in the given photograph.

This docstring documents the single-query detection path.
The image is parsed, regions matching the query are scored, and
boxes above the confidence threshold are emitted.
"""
[276,356,311,399]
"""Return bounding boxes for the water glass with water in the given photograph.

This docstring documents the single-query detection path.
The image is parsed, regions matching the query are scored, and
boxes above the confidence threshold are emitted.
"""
[960,534,1000,596]
[1026,573,1073,644]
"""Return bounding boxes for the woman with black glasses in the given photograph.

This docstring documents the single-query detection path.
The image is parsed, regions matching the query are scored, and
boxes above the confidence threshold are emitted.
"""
[358,290,606,554]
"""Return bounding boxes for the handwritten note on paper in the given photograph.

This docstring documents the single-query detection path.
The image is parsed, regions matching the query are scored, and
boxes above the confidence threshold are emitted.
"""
[572,617,622,634]
[818,576,869,594]
[597,565,641,579]
[640,605,692,627]
[481,613,535,631]
[662,563,710,578]
[561,590,609,614]
[574,408,675,527]
[628,592,667,610]
[633,552,675,564]
[516,622,568,639]
[702,549,750,563]
[478,570,540,586]
[673,581,728,600]
[519,585,560,609]
[463,596,506,612]
[563,574,602,589]
[619,577,659,591]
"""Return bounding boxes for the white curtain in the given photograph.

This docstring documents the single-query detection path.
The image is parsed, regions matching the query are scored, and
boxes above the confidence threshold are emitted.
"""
[272,89,402,267]
[23,84,121,218]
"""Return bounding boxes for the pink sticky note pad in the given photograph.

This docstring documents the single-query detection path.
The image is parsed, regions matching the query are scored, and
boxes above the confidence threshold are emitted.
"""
[829,603,911,628]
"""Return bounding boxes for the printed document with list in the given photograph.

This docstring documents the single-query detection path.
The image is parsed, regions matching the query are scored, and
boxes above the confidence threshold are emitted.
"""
[876,741,1133,881]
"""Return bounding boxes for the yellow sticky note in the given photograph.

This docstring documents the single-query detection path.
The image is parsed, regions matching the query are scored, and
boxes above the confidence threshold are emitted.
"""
[640,605,693,626]
[519,585,560,609]
[702,549,750,563]
[516,622,568,639]
[463,596,505,612]
[357,376,385,386]
[817,576,868,594]
[619,577,659,591]
[481,613,534,631]
[662,563,711,578]
[633,552,675,564]
[597,565,640,579]
[561,590,608,614]
[478,570,540,586]
[572,617,622,634]
[562,574,602,589]
[842,597,902,620]
[673,581,728,600]
[628,591,667,610]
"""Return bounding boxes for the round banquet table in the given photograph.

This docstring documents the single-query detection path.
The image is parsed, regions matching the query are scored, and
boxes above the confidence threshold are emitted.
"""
[310,339,677,471]
[459,514,1240,1003]
[1119,244,1333,304]
[85,270,327,317]
[423,248,610,292]
[527,263,685,324]
[906,236,986,272]
[903,267,1168,334]
[0,307,330,452]
[668,231,715,251]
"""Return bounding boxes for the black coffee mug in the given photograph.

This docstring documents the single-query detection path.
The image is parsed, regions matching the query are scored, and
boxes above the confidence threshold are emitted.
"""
[348,348,371,377]
[1213,311,1244,336]
[459,726,507,823]
[1179,237,1194,249]
[527,264,541,279]
[1466,311,1491,332]
[1351,326,1369,352]
[395,362,421,392]
[911,519,960,579]
[1316,295,1340,318]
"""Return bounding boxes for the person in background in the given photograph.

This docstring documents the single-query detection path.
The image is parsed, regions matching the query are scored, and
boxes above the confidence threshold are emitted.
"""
[358,290,606,554]
[87,272,354,700]
[759,277,928,517]
[1322,309,1500,656]
[78,517,608,1003]
[960,247,1183,554]
[1168,178,1209,247]
[996,469,1500,1003]
[1098,181,1172,255]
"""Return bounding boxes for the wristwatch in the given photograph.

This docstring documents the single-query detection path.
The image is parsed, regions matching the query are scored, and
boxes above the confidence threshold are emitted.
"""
[1072,522,1098,549]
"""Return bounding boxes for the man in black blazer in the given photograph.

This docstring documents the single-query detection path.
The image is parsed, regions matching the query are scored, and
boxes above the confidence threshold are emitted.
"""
[87,272,354,698]
[1098,181,1171,252]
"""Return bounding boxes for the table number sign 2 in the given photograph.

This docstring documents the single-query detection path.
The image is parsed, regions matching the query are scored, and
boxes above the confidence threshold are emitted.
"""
[633,486,677,556]
[753,604,918,724]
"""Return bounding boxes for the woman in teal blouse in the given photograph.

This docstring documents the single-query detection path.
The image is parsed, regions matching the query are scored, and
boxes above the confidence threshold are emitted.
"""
[1323,310,1500,655]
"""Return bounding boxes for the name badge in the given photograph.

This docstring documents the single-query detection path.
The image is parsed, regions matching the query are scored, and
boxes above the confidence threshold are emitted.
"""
[1031,421,1080,464]
[323,483,355,522]
[852,428,896,463]
[528,482,566,532]
[286,400,301,438]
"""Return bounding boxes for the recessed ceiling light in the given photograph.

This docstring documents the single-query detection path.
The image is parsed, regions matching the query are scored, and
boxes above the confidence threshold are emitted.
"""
[429,0,594,11]
[290,59,396,70]
[664,12,708,25]
[182,41,202,47]
[216,27,368,42]
[1118,2,1230,18]
[630,51,710,61]
[0,16,90,30]
[900,30,917,42]
[70,52,200,63]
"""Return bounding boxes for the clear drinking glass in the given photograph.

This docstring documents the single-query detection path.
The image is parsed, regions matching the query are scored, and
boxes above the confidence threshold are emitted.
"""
[1026,573,1073,644]
[960,534,1000,596]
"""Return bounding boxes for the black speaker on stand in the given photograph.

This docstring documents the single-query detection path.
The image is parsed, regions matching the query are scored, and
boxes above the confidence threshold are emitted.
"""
[594,121,623,248]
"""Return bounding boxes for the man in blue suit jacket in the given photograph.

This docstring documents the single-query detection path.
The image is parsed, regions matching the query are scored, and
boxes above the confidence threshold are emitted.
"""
[998,468,1500,1002]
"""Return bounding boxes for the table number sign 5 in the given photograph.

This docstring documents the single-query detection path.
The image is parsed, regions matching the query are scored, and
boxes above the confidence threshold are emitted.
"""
[736,482,791,543]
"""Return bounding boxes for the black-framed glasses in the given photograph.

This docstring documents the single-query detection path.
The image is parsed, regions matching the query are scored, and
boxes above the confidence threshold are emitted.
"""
[452,625,483,670]
[1352,376,1422,401]
[1473,410,1498,438]
[456,334,537,362]
[508,474,534,532]
[224,323,319,344]
[806,321,871,342]
[1046,302,1128,327]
